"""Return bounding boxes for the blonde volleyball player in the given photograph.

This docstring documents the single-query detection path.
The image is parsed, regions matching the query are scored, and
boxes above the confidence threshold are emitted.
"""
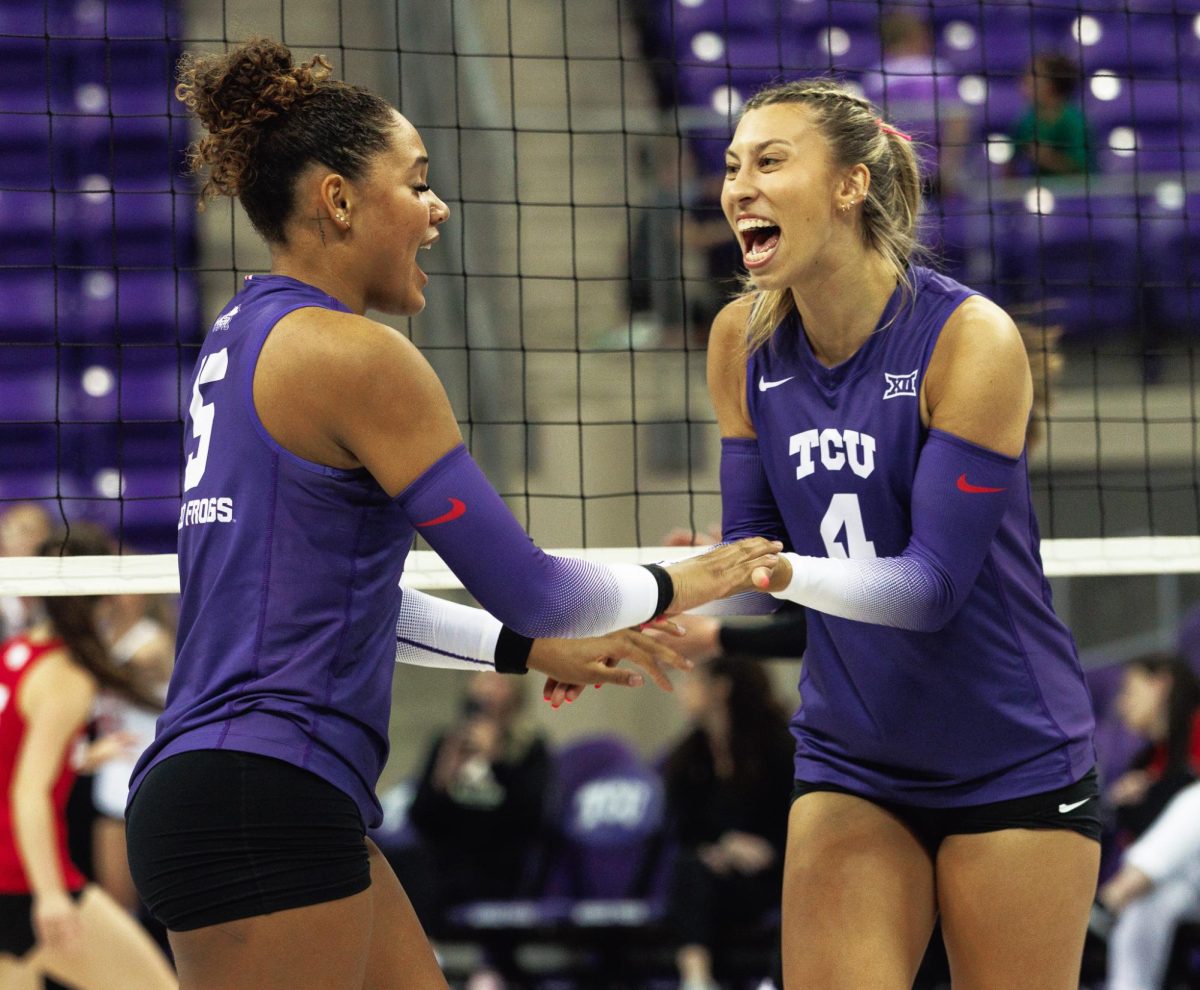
[712,80,1099,989]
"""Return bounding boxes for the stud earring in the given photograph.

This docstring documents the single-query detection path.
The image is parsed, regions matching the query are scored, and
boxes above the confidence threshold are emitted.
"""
[337,211,349,225]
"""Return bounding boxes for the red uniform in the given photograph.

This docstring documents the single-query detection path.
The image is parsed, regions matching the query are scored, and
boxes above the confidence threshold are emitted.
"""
[0,634,86,894]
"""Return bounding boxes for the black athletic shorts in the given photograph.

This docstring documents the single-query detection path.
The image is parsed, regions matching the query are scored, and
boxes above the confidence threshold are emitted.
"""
[792,766,1102,852]
[125,750,371,932]
[0,888,85,959]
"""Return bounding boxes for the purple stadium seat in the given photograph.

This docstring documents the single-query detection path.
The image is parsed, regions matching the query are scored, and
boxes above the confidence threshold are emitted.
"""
[63,115,188,192]
[799,24,881,72]
[0,270,64,343]
[72,421,183,476]
[539,736,668,911]
[0,39,56,113]
[1077,12,1189,75]
[1085,78,1199,134]
[661,0,782,38]
[69,188,195,267]
[784,0,883,31]
[0,347,59,424]
[0,425,62,475]
[63,38,181,116]
[1001,197,1141,335]
[0,114,56,187]
[64,0,183,40]
[0,191,58,266]
[445,735,669,935]
[63,348,188,425]
[0,470,89,530]
[72,269,200,344]
[1145,193,1200,333]
[1099,124,1200,176]
[975,77,1027,136]
[973,12,1064,76]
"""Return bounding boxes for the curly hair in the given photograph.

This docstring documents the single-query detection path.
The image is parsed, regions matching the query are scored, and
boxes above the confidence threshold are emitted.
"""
[175,37,395,243]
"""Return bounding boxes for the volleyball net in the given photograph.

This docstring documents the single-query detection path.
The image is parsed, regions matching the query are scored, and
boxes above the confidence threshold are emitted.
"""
[1,0,1198,635]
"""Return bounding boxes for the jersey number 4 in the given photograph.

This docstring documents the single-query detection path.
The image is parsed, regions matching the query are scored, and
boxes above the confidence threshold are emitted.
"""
[184,348,230,493]
[820,493,877,559]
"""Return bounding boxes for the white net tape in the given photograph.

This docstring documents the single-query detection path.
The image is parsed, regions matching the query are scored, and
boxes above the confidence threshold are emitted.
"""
[2,538,1198,597]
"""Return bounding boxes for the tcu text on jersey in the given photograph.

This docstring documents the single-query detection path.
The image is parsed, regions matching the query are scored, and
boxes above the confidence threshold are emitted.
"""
[789,428,877,480]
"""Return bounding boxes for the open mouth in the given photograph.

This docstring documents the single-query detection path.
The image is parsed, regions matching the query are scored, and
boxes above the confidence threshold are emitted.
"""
[737,217,780,268]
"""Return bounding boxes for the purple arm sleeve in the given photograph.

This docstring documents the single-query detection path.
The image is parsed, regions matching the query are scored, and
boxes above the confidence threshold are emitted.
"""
[695,437,786,617]
[772,429,1020,632]
[720,437,790,545]
[396,445,658,638]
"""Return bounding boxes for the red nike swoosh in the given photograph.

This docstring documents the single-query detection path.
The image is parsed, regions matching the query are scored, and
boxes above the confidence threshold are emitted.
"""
[957,474,1006,494]
[415,498,467,527]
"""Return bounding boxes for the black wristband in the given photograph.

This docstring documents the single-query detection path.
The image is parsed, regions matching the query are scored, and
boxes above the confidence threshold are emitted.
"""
[642,563,675,619]
[494,626,533,675]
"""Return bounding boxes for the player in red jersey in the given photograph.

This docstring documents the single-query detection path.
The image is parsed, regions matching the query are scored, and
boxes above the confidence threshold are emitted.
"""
[0,527,176,990]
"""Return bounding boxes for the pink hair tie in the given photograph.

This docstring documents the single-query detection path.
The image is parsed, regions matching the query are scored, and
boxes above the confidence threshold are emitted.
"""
[875,118,913,141]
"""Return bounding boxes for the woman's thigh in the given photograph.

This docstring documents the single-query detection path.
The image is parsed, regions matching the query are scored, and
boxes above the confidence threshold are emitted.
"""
[362,839,449,990]
[936,828,1099,990]
[782,791,937,990]
[168,886,372,990]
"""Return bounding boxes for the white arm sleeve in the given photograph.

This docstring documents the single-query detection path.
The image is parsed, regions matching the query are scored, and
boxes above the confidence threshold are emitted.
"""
[394,588,501,671]
[770,551,951,632]
[688,589,782,617]
[1125,781,1200,883]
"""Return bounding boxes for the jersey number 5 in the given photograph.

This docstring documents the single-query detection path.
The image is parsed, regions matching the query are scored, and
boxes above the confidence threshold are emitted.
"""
[820,493,877,559]
[184,348,230,493]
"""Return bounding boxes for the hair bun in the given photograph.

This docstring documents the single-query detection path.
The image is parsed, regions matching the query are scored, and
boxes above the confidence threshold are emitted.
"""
[177,37,330,138]
[176,37,333,200]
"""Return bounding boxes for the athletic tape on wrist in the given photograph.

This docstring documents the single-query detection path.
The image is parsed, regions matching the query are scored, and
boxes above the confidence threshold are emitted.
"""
[642,563,674,618]
[494,626,533,675]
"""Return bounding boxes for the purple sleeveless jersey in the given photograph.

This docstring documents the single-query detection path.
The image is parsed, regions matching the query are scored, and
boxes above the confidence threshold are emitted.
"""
[129,275,411,827]
[747,267,1095,805]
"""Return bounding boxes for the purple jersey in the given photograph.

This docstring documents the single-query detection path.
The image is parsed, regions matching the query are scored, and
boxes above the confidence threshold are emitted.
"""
[129,275,411,827]
[745,267,1095,805]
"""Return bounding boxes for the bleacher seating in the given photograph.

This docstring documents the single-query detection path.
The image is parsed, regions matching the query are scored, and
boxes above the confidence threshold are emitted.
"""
[0,0,195,551]
[653,0,1199,346]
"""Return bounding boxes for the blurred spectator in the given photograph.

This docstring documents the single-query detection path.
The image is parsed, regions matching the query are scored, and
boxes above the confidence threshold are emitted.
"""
[398,672,551,990]
[0,503,52,640]
[1178,602,1200,676]
[862,10,970,198]
[1010,52,1097,177]
[661,656,795,990]
[90,592,175,917]
[1098,780,1200,990]
[1108,654,1200,844]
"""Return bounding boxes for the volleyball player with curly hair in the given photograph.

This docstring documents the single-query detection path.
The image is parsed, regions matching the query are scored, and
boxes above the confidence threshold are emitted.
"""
[124,38,782,990]
[711,80,1099,989]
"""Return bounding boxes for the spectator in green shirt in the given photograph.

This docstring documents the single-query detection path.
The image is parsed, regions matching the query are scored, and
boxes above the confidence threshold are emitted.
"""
[1010,53,1098,176]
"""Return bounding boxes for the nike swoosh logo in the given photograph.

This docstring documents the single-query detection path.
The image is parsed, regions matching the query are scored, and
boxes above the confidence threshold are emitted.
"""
[415,498,467,528]
[759,376,794,392]
[956,474,1006,494]
[1058,797,1092,814]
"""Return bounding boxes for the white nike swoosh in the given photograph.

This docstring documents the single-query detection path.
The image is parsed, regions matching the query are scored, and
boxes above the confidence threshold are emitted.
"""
[758,376,795,392]
[1058,797,1092,814]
